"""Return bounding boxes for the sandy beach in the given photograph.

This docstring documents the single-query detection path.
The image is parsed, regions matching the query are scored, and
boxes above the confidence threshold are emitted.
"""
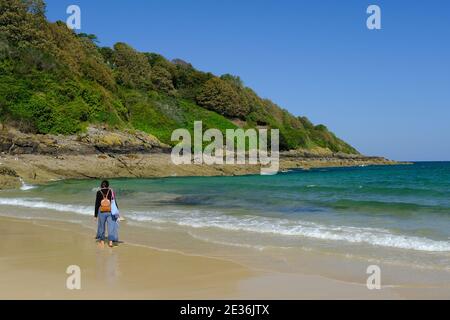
[1,216,448,300]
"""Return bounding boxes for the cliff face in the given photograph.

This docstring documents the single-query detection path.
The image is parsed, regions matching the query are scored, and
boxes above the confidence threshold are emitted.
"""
[0,125,170,156]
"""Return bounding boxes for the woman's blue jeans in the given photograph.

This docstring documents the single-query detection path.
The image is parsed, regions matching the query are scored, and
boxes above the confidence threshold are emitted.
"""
[96,211,115,241]
[110,217,119,242]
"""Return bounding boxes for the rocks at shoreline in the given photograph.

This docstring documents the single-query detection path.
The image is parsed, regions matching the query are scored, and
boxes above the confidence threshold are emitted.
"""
[280,149,399,169]
[0,152,401,190]
[0,126,402,190]
[0,166,21,190]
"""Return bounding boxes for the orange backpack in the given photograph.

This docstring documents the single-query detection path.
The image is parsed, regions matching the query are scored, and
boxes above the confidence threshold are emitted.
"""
[100,189,112,213]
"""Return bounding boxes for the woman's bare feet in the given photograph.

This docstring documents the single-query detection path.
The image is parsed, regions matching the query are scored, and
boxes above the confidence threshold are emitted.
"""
[108,241,113,247]
[98,240,105,248]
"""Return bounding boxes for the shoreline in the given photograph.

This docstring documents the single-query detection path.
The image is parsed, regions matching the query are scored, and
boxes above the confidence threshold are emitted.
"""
[0,216,448,299]
[0,125,404,190]
[0,152,403,190]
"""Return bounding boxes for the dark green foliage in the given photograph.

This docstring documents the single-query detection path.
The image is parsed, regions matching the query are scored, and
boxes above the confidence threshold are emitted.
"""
[196,78,244,118]
[150,66,175,94]
[0,0,46,49]
[77,33,99,44]
[173,63,213,100]
[0,0,358,154]
[113,42,152,90]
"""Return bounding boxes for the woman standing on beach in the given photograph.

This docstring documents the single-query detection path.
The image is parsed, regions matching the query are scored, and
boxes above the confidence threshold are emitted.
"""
[94,180,119,247]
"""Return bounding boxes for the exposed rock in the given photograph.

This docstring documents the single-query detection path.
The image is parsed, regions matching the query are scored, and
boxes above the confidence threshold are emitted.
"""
[0,151,404,190]
[0,125,403,191]
[0,166,21,190]
[0,166,18,177]
[281,148,391,162]
[0,125,170,156]
[0,175,21,190]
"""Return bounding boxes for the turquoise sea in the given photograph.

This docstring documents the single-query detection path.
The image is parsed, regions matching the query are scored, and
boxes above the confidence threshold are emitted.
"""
[1,162,449,271]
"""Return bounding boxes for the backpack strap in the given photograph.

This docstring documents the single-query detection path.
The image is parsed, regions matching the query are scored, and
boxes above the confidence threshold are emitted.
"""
[102,188,111,200]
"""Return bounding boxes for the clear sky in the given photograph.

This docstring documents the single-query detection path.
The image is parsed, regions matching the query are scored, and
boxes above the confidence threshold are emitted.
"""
[44,0,450,161]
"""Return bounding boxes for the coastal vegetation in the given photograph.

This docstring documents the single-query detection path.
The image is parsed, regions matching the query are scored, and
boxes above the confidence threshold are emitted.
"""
[0,0,357,154]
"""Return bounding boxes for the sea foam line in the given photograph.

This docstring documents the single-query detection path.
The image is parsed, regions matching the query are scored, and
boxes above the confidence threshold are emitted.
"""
[0,198,91,216]
[127,209,450,252]
[0,197,449,252]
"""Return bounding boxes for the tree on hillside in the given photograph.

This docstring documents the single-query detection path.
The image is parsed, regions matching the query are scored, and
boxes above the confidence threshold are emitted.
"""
[299,116,314,130]
[113,42,153,90]
[150,66,175,94]
[0,0,46,49]
[77,33,99,44]
[220,74,243,88]
[196,78,250,118]
[99,46,114,66]
[220,74,259,116]
[146,53,175,72]
[173,62,213,100]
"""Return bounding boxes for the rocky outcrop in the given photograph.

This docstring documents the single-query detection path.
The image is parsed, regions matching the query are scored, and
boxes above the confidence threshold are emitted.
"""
[0,151,403,190]
[0,166,21,190]
[0,126,170,156]
[0,125,403,190]
[281,148,393,163]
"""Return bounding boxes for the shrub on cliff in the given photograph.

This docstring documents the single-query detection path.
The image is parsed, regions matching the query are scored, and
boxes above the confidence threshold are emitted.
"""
[196,78,250,118]
[150,66,175,94]
[112,42,152,90]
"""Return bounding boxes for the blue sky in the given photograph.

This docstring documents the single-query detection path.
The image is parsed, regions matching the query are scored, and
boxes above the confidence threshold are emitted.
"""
[44,0,450,161]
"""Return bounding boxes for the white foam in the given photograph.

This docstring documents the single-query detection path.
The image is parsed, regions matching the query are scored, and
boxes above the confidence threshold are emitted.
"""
[0,198,91,215]
[127,209,450,252]
[0,197,449,252]
[19,179,36,191]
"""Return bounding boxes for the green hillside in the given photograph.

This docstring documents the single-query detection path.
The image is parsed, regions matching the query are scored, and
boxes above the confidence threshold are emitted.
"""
[0,0,358,154]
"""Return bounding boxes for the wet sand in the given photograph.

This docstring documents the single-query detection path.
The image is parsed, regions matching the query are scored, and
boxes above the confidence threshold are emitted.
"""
[0,217,447,299]
[0,217,252,299]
